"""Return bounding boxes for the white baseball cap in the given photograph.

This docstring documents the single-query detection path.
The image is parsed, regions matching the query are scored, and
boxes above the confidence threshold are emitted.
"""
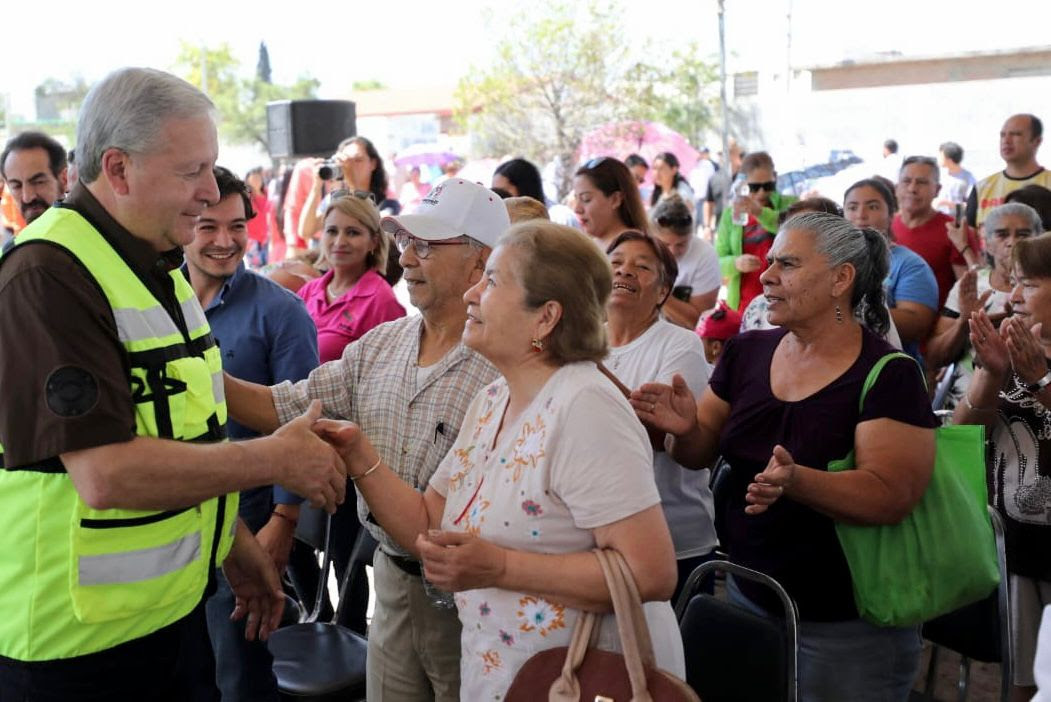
[380,179,510,250]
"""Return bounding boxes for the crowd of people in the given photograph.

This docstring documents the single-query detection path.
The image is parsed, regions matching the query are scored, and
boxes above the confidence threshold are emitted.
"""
[0,64,1049,702]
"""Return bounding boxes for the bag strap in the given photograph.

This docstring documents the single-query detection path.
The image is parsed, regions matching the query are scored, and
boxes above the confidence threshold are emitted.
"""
[595,548,655,702]
[857,352,915,412]
[550,609,599,700]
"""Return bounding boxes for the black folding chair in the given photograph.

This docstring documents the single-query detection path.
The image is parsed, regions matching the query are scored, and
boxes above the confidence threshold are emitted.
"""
[267,509,376,700]
[675,559,799,702]
[918,507,1011,702]
[931,361,957,412]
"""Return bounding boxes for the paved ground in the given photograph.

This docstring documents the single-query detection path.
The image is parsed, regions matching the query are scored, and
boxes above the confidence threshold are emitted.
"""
[912,640,1001,701]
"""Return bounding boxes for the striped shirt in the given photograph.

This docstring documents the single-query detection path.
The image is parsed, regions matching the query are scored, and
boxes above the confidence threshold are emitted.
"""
[271,314,498,555]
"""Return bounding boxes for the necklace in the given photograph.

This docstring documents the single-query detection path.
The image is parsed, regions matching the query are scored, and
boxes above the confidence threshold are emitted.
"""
[327,281,346,300]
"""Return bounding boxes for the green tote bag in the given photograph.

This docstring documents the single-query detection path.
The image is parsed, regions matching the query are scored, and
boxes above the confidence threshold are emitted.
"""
[827,352,1000,628]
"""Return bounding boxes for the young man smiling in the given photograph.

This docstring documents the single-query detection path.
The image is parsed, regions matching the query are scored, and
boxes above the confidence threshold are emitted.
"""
[182,166,319,701]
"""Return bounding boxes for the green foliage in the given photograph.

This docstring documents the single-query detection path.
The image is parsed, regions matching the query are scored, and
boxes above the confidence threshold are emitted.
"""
[456,1,718,198]
[351,79,386,91]
[173,41,319,151]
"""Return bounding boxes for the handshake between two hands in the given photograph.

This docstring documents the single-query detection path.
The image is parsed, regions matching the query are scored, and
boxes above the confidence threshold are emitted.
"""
[269,399,369,514]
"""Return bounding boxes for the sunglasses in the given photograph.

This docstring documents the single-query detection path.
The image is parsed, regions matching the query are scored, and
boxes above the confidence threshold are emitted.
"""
[747,181,777,193]
[583,156,611,170]
[329,188,377,203]
[388,227,471,260]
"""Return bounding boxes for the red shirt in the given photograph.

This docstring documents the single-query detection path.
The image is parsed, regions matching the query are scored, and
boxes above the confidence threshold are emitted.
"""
[738,217,774,313]
[246,193,272,245]
[892,211,980,309]
[297,269,406,363]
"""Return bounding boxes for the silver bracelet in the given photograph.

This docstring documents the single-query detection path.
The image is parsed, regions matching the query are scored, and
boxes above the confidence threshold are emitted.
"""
[351,456,382,482]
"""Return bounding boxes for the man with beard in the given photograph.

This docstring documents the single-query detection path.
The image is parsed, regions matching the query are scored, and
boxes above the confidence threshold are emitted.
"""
[182,166,319,701]
[1,131,68,241]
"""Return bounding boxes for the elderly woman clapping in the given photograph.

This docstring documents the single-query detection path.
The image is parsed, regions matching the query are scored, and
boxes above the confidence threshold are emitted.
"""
[604,230,718,601]
[632,213,939,701]
[315,221,682,699]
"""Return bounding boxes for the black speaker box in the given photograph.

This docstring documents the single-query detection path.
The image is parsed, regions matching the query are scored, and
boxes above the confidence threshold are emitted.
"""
[266,100,357,159]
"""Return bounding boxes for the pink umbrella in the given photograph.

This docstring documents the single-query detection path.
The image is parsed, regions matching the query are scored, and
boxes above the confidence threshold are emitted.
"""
[578,120,701,184]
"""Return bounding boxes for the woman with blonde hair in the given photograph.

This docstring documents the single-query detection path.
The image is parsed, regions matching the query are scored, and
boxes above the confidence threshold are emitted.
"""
[297,192,404,364]
[316,220,683,698]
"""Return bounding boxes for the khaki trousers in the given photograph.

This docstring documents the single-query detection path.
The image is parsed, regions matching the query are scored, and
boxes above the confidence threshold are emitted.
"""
[366,550,462,701]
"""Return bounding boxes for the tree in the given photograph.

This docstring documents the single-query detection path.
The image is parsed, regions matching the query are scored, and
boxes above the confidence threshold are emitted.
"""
[174,41,319,152]
[456,1,718,199]
[257,42,272,84]
[631,43,721,151]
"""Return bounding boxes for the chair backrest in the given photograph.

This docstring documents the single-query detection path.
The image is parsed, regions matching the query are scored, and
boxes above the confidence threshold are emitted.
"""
[294,506,378,624]
[920,506,1012,700]
[709,457,732,550]
[676,559,799,702]
[931,361,956,411]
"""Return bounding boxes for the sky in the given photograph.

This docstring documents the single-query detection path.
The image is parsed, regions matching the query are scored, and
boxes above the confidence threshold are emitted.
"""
[4,0,1050,119]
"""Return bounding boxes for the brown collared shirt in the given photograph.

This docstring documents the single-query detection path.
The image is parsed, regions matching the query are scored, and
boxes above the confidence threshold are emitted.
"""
[0,184,183,467]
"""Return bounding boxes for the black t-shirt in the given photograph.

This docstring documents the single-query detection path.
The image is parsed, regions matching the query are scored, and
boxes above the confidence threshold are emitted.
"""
[709,327,938,621]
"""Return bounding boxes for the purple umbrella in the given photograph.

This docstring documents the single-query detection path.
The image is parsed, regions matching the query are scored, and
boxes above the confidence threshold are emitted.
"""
[394,143,463,168]
[578,120,701,183]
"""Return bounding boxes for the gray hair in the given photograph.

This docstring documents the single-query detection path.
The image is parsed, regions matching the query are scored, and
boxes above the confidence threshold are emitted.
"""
[900,155,940,184]
[782,212,890,335]
[984,202,1043,244]
[76,67,215,183]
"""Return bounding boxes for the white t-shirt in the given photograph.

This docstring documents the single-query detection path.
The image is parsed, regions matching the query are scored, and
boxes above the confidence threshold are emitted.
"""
[940,268,1011,411]
[430,362,683,699]
[674,236,721,299]
[607,319,717,558]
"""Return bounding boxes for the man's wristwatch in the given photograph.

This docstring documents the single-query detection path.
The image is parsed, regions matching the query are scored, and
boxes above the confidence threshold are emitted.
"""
[1025,370,1051,393]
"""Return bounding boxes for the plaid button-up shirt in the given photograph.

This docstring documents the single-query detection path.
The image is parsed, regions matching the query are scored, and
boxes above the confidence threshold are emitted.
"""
[272,315,498,556]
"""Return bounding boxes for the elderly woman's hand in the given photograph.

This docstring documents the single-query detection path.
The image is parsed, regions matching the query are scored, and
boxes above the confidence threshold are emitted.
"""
[956,268,993,321]
[416,530,508,592]
[1004,317,1048,387]
[745,445,796,516]
[630,374,697,437]
[970,309,1011,379]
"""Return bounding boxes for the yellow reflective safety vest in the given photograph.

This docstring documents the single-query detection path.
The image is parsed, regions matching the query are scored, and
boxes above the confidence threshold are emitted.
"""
[0,207,239,661]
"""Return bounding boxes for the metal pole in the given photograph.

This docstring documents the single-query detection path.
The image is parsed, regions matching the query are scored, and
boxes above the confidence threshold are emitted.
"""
[718,0,730,172]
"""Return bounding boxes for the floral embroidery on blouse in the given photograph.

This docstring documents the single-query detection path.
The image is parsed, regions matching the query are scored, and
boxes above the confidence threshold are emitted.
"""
[480,650,503,675]
[479,602,491,616]
[499,630,515,646]
[509,415,547,481]
[521,500,542,516]
[516,596,566,637]
[463,497,491,535]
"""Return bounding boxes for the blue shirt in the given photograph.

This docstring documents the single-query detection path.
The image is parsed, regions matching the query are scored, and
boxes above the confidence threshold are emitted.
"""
[183,262,319,513]
[885,245,938,365]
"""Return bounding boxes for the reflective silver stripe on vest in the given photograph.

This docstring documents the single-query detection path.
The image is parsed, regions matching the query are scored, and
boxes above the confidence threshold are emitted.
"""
[212,371,225,406]
[112,305,180,343]
[180,297,208,333]
[78,532,201,586]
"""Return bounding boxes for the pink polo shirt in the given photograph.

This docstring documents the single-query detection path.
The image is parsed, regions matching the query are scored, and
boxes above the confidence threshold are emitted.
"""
[298,269,406,363]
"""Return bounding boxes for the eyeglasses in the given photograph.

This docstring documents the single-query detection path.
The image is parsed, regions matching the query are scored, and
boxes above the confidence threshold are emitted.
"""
[329,188,377,204]
[391,229,470,259]
[747,181,777,193]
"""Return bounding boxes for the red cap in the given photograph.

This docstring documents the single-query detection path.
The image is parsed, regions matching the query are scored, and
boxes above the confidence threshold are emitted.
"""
[696,301,742,341]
